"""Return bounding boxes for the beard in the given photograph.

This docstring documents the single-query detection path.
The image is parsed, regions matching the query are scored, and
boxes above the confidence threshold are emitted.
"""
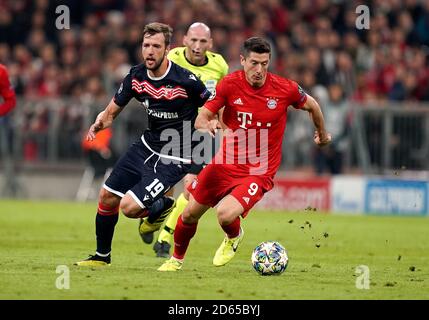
[144,54,165,71]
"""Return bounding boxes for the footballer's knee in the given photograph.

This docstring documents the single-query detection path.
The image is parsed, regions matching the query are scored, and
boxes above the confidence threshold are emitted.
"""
[183,188,191,200]
[216,206,240,226]
[99,188,120,208]
[181,198,207,224]
[181,206,198,224]
[120,194,144,219]
[216,195,244,225]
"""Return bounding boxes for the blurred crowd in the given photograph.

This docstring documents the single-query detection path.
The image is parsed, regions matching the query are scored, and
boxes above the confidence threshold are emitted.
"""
[1,0,429,171]
[0,0,429,102]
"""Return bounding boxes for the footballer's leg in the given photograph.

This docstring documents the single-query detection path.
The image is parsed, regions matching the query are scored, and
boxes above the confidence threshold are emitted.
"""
[75,188,121,266]
[135,160,186,244]
[138,195,176,244]
[75,140,150,267]
[119,190,176,244]
[75,188,149,267]
[212,195,245,267]
[154,173,195,257]
[139,187,174,245]
[158,195,209,271]
[212,177,269,266]
[154,135,214,257]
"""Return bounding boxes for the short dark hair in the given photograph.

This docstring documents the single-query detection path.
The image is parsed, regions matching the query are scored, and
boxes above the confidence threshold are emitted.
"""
[242,37,271,57]
[143,22,173,47]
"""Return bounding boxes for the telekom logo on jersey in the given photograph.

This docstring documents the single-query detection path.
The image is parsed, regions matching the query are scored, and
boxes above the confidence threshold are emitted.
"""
[158,119,269,175]
[237,111,252,129]
[237,111,272,129]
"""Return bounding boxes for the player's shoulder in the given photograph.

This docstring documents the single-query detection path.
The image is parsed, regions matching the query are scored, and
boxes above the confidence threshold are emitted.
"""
[170,61,202,85]
[268,73,300,93]
[221,70,242,82]
[167,47,185,62]
[206,51,228,68]
[269,73,296,86]
[127,63,147,78]
[206,51,229,75]
[211,70,242,95]
[170,61,195,78]
[218,70,243,88]
[168,46,184,56]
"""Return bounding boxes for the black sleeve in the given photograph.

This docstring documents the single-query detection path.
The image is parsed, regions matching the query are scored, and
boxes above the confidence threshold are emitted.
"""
[113,71,134,107]
[187,74,212,107]
[290,81,308,109]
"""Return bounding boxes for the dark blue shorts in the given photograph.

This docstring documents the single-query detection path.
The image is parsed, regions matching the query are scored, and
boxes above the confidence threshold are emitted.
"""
[104,139,188,208]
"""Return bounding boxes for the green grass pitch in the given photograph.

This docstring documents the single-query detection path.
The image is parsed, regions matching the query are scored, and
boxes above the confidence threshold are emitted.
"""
[0,200,428,300]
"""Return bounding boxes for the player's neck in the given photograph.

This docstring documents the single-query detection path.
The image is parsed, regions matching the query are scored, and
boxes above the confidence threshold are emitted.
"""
[148,58,170,78]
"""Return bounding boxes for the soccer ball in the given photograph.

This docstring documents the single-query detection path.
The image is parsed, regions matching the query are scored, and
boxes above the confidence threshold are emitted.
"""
[251,241,289,275]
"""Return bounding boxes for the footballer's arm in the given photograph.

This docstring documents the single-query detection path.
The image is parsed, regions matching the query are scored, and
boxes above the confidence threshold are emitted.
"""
[87,98,123,141]
[195,106,223,137]
[301,94,332,146]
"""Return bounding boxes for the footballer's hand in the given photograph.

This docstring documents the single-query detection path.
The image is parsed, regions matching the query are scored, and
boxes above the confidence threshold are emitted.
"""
[86,119,104,141]
[87,111,106,141]
[314,131,331,146]
[208,119,222,137]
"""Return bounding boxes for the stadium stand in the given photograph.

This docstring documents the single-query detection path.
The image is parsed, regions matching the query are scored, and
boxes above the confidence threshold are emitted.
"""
[1,0,429,187]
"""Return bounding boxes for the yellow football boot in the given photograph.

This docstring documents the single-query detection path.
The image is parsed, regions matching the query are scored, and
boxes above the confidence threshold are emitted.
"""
[74,254,111,267]
[213,227,244,267]
[157,257,183,272]
[139,197,176,244]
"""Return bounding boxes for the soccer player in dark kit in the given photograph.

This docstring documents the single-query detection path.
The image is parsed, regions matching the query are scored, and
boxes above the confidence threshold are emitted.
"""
[149,22,229,258]
[76,22,211,266]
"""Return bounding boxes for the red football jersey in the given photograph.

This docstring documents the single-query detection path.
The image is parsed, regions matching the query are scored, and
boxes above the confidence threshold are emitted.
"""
[0,64,16,117]
[205,70,307,178]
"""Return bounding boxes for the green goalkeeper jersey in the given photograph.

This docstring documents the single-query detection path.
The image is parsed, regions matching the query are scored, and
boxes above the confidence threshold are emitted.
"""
[168,47,228,97]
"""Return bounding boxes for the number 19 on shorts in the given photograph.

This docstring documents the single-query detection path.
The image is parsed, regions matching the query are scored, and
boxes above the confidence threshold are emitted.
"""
[146,178,165,198]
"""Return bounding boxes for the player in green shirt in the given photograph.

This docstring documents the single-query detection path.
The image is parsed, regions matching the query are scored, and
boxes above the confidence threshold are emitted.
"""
[139,22,229,257]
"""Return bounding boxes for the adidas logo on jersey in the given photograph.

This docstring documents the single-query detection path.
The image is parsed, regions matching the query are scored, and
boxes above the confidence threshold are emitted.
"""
[233,98,243,105]
[242,197,250,204]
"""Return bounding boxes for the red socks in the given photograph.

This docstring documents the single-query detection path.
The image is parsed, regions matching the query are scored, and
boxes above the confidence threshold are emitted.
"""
[173,215,198,260]
[172,216,240,260]
[220,217,240,238]
[97,202,119,216]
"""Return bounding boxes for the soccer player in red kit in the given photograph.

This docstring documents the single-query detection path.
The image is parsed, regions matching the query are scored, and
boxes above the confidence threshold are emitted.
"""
[0,63,16,154]
[0,64,16,117]
[0,63,16,197]
[158,37,331,271]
